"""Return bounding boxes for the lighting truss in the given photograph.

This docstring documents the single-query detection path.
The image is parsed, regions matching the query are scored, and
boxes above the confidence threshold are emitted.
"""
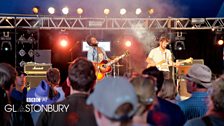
[0,15,224,30]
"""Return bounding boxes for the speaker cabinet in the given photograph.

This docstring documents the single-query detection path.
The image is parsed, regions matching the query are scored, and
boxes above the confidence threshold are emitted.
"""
[176,59,204,75]
[34,50,51,63]
[26,75,46,88]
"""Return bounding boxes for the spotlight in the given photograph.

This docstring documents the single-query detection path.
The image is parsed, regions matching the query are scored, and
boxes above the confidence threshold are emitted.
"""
[217,39,224,46]
[148,8,154,15]
[48,7,55,14]
[104,8,110,15]
[19,49,26,57]
[174,41,185,51]
[125,40,132,47]
[1,41,12,51]
[28,50,34,57]
[19,61,26,67]
[120,8,126,15]
[135,8,142,15]
[62,7,69,15]
[77,8,83,15]
[60,39,68,47]
[32,6,40,14]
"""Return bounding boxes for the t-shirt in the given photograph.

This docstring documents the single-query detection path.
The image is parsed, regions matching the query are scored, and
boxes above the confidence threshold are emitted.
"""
[147,47,172,71]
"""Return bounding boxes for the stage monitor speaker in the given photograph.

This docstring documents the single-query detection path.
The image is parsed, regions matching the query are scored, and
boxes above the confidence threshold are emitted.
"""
[34,50,51,63]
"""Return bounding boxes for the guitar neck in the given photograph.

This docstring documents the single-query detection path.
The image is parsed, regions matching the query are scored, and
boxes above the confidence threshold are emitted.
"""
[106,54,125,67]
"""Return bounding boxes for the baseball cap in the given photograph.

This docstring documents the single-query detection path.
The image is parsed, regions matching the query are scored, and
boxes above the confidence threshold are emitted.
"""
[184,64,212,88]
[87,77,138,120]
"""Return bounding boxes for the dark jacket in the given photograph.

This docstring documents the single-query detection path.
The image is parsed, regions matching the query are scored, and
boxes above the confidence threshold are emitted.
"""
[36,93,97,126]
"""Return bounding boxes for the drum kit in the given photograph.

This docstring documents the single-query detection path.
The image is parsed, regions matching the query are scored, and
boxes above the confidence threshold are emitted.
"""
[110,56,124,77]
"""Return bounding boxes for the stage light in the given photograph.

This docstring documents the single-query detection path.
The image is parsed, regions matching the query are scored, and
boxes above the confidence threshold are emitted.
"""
[191,18,205,25]
[174,41,185,51]
[217,39,224,46]
[28,50,34,57]
[125,40,132,47]
[148,8,154,15]
[135,8,142,15]
[48,7,55,14]
[77,8,83,15]
[104,8,110,15]
[19,49,26,57]
[32,6,40,14]
[19,61,26,67]
[60,39,68,47]
[62,7,69,15]
[1,41,12,51]
[120,8,126,15]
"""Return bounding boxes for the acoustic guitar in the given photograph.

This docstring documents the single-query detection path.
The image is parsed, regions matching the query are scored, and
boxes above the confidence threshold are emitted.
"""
[95,51,129,80]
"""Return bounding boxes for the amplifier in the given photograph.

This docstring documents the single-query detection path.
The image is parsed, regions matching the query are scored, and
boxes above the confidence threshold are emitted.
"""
[26,75,46,88]
[24,62,52,75]
[24,62,52,88]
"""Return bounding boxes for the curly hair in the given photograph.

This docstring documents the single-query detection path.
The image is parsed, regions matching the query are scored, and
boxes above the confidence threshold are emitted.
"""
[210,75,224,112]
[68,57,96,92]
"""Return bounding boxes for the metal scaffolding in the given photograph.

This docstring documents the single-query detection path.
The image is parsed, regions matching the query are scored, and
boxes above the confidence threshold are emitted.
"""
[0,14,224,30]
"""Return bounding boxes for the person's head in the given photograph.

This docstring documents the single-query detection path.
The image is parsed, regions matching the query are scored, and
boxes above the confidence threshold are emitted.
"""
[0,63,17,91]
[130,75,157,116]
[87,35,98,46]
[16,71,27,87]
[208,75,224,113]
[157,79,177,100]
[67,57,96,92]
[87,77,138,126]
[159,35,170,50]
[142,67,164,94]
[46,68,61,86]
[184,64,212,93]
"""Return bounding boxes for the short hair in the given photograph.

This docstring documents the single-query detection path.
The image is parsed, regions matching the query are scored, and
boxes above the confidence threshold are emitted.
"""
[68,57,96,92]
[142,67,164,94]
[159,34,170,43]
[0,63,17,90]
[46,68,60,85]
[210,75,224,112]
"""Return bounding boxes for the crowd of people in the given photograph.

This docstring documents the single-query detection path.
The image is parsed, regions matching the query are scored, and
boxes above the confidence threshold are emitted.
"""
[0,34,223,126]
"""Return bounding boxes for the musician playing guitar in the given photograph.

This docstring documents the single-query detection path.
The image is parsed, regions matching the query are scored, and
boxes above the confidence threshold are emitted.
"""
[86,35,129,80]
[86,35,111,80]
[86,35,109,63]
[146,35,179,79]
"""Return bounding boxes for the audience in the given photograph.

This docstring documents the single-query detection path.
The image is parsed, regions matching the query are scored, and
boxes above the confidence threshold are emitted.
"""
[37,57,97,126]
[142,67,186,126]
[10,71,33,126]
[46,68,65,102]
[158,79,177,103]
[0,63,17,126]
[130,75,157,126]
[142,67,164,95]
[177,64,212,120]
[184,74,224,126]
[0,58,220,126]
[87,77,138,126]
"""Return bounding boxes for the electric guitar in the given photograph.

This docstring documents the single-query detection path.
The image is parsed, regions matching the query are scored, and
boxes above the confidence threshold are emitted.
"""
[95,51,129,80]
[147,57,193,71]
